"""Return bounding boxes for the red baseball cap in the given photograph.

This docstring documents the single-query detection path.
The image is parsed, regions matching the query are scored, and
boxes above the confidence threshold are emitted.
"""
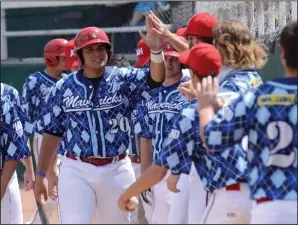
[176,27,187,37]
[183,12,218,37]
[179,43,221,77]
[134,39,150,67]
[65,39,79,70]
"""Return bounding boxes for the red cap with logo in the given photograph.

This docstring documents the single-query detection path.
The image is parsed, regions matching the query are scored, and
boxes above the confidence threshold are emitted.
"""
[65,39,80,70]
[179,43,221,77]
[162,37,186,58]
[162,41,179,58]
[183,12,218,37]
[134,39,151,67]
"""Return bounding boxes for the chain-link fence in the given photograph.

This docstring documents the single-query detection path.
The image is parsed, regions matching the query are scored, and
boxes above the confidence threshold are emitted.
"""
[2,1,183,60]
[1,1,297,62]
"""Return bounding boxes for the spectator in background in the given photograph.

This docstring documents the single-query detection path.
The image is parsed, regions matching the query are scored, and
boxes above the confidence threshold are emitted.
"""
[129,1,170,26]
[122,1,170,53]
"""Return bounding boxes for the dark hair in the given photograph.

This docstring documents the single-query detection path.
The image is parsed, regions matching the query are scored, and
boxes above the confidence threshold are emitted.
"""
[198,36,214,45]
[77,50,84,65]
[108,54,130,68]
[280,21,297,69]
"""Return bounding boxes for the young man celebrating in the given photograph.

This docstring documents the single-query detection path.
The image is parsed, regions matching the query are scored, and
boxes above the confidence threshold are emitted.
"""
[34,12,166,224]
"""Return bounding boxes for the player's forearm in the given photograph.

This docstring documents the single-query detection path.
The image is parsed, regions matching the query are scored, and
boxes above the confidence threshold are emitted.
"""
[47,154,58,176]
[140,137,153,174]
[164,32,189,53]
[122,163,167,199]
[36,133,61,175]
[1,159,19,199]
[199,107,216,144]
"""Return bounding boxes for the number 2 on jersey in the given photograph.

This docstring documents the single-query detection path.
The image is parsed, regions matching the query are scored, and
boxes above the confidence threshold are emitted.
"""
[266,121,296,168]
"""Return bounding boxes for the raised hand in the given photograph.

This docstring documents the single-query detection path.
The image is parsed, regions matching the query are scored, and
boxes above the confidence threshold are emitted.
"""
[139,11,163,51]
[197,76,221,112]
[147,10,172,40]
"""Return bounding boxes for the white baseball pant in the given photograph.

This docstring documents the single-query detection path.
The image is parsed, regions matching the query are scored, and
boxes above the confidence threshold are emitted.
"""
[188,164,207,224]
[57,155,136,224]
[140,183,154,224]
[27,133,62,224]
[151,170,173,224]
[200,183,252,224]
[168,173,190,224]
[1,171,23,224]
[131,162,140,224]
[250,200,297,224]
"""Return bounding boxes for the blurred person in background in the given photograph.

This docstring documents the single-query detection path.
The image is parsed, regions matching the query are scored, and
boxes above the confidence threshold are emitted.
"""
[1,84,32,224]
[23,38,69,224]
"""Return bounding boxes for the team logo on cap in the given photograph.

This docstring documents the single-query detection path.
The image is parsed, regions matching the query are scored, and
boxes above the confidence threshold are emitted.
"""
[70,49,75,57]
[136,48,144,56]
[166,44,172,49]
[91,32,97,39]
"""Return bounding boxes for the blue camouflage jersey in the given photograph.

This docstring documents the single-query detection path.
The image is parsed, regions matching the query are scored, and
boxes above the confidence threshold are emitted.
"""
[155,69,263,192]
[218,68,263,94]
[1,83,33,138]
[134,77,190,162]
[155,91,246,193]
[22,71,66,135]
[128,81,153,158]
[1,89,31,165]
[203,77,297,200]
[38,66,158,158]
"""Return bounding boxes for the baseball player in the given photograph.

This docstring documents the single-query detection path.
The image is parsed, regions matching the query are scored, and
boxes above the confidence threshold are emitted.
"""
[150,11,219,224]
[34,13,166,224]
[198,21,297,224]
[1,83,35,188]
[178,20,266,224]
[1,83,35,223]
[1,85,32,224]
[22,38,69,224]
[120,39,190,224]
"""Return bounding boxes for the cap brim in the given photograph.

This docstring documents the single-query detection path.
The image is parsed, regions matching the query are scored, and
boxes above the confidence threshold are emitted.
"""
[176,27,187,36]
[134,56,150,68]
[164,51,180,58]
[178,49,191,66]
[182,27,190,36]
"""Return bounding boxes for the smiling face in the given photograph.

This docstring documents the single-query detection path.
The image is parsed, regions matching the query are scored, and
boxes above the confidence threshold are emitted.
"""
[81,43,109,69]
[165,55,182,78]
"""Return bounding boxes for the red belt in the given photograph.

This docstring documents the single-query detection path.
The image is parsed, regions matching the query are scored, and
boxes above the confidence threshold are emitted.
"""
[225,183,241,191]
[130,155,140,164]
[256,197,272,204]
[66,152,127,166]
